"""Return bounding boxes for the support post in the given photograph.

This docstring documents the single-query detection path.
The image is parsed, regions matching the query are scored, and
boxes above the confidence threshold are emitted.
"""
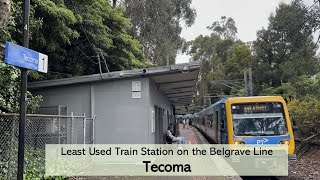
[249,68,253,96]
[92,115,96,144]
[17,0,30,179]
[244,71,248,96]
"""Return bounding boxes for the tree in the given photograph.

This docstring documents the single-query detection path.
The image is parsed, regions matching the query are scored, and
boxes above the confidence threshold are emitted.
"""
[123,0,196,65]
[0,0,43,113]
[1,0,149,79]
[207,16,237,40]
[260,74,320,137]
[0,0,149,112]
[0,0,11,29]
[0,63,42,113]
[253,1,320,93]
[185,17,252,107]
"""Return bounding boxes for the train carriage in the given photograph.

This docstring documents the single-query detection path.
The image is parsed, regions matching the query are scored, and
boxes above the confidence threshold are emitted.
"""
[192,96,296,160]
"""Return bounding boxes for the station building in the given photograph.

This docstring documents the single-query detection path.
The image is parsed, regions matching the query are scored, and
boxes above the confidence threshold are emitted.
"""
[28,62,200,144]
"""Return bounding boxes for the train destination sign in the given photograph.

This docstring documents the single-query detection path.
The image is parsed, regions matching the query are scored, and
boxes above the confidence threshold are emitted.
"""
[243,104,269,113]
[4,42,48,73]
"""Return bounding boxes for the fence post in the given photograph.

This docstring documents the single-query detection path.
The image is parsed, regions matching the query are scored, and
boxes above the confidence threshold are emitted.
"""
[93,116,96,144]
[71,112,74,143]
[58,117,61,144]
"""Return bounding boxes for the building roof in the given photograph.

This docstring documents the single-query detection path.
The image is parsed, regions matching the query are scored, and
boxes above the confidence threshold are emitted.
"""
[28,61,201,105]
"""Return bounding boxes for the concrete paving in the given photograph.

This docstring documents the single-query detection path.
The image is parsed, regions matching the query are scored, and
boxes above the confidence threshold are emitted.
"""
[72,123,242,180]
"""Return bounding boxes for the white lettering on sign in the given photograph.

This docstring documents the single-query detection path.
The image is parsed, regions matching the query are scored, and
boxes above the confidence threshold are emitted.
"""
[23,54,38,64]
[257,138,269,144]
[132,81,141,92]
[38,53,48,73]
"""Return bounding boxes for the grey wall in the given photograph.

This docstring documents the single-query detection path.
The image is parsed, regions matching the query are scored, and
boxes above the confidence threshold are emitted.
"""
[31,77,172,144]
[33,84,91,116]
[93,77,150,144]
[148,78,172,144]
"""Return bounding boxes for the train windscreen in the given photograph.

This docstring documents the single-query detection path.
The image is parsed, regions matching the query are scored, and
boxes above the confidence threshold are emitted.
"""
[231,102,288,136]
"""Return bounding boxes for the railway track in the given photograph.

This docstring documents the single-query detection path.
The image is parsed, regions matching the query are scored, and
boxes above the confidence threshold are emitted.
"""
[295,138,320,146]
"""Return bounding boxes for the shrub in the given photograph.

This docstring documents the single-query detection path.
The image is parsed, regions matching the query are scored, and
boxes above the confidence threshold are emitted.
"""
[288,96,320,137]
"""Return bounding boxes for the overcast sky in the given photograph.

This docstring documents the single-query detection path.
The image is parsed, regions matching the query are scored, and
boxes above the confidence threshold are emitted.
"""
[176,0,314,64]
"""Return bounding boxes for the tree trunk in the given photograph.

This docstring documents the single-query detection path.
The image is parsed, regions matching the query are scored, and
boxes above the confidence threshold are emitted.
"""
[0,0,11,29]
[112,0,117,8]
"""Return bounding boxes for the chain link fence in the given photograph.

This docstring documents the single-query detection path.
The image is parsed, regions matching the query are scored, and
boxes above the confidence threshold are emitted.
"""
[0,113,94,179]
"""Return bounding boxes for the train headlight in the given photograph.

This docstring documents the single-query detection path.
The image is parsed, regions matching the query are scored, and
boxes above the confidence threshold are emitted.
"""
[234,140,245,145]
[279,140,290,145]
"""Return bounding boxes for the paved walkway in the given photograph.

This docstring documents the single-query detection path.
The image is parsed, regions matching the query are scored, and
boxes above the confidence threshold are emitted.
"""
[72,124,241,180]
[178,123,208,144]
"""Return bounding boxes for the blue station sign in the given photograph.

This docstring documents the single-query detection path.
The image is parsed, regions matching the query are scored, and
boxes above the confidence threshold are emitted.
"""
[4,42,48,73]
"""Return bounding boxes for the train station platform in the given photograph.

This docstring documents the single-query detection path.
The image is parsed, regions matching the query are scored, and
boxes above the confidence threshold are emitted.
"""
[178,123,209,144]
[157,123,242,180]
[72,123,242,180]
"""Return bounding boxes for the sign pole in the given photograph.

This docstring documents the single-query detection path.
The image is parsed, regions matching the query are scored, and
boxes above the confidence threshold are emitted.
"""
[17,0,30,179]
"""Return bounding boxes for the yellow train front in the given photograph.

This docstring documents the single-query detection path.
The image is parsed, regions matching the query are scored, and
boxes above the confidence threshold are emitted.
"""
[192,96,296,161]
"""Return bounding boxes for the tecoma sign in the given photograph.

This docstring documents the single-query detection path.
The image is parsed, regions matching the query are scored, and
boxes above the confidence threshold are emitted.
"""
[5,42,48,73]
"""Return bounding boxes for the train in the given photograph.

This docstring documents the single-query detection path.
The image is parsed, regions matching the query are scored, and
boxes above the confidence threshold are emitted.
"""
[190,96,296,161]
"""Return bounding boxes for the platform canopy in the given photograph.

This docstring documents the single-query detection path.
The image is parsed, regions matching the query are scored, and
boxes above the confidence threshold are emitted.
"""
[149,61,200,105]
[28,61,200,105]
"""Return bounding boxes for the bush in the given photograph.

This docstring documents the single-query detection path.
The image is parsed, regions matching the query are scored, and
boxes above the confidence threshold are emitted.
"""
[0,146,67,179]
[288,96,320,137]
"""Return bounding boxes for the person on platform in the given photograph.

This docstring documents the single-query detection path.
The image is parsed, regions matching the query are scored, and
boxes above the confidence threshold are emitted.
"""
[182,119,186,129]
[186,119,189,129]
[166,126,186,144]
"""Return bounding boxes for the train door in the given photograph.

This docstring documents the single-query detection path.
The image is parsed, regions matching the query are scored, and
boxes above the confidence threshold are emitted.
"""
[220,104,228,144]
[214,110,219,143]
[203,116,206,131]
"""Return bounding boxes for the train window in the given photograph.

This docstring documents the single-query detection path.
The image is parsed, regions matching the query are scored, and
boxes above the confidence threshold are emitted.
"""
[208,115,213,129]
[221,107,226,129]
[231,102,288,136]
[215,111,219,129]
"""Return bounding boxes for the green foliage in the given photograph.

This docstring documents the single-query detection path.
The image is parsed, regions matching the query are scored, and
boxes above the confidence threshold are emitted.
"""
[0,146,67,179]
[123,0,196,65]
[0,0,151,111]
[259,74,320,137]
[207,16,237,40]
[0,62,42,113]
[253,1,320,93]
[225,43,252,78]
[58,0,148,74]
[1,0,149,79]
[187,0,320,139]
[260,75,320,98]
[288,96,320,137]
[185,18,253,106]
